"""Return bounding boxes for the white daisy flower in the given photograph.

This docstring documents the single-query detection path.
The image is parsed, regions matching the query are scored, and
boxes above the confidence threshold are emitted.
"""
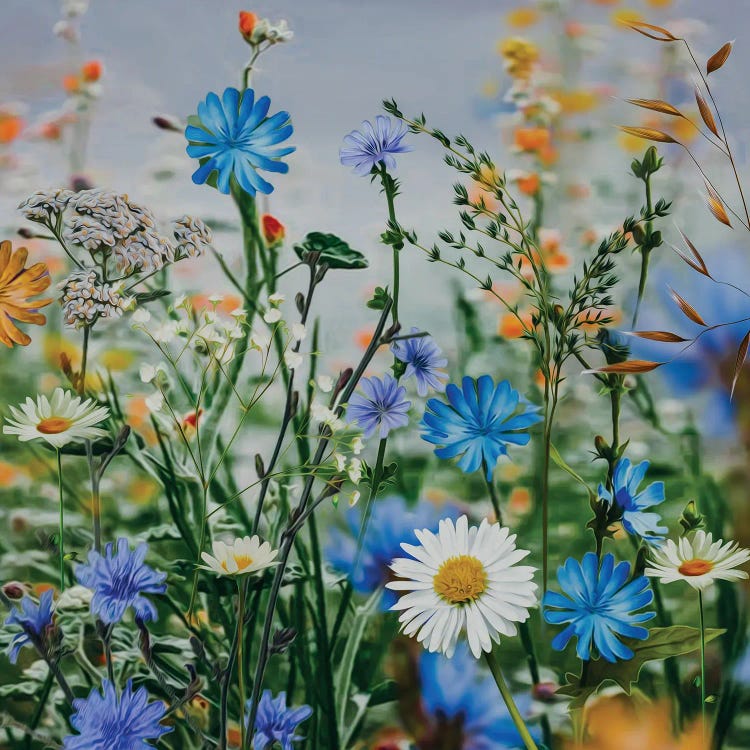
[645,530,750,591]
[386,515,537,658]
[3,388,109,449]
[199,535,278,577]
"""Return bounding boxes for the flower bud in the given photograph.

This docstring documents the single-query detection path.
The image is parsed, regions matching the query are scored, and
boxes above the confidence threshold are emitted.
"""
[532,681,558,702]
[152,114,183,132]
[80,59,103,82]
[2,581,27,600]
[262,214,285,245]
[238,11,258,40]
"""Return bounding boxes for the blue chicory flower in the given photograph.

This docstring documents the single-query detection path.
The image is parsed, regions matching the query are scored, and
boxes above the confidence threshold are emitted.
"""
[543,552,655,662]
[391,327,449,396]
[246,690,312,750]
[339,115,412,176]
[63,679,171,749]
[598,458,667,543]
[75,538,167,625]
[419,643,540,750]
[186,87,294,195]
[326,495,460,607]
[346,374,411,439]
[5,589,55,664]
[421,375,542,479]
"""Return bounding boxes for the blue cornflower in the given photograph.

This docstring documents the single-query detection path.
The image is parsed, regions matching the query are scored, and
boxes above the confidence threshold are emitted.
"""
[339,115,412,175]
[75,538,167,625]
[543,552,655,663]
[421,375,542,480]
[598,458,667,543]
[326,495,459,607]
[186,87,294,196]
[419,644,540,750]
[346,374,411,439]
[246,690,312,750]
[5,589,54,664]
[64,679,171,749]
[392,327,449,396]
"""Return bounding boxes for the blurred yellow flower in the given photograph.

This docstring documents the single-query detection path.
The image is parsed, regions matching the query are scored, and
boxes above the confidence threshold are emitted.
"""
[554,89,599,114]
[612,8,643,27]
[645,0,672,6]
[43,333,80,370]
[0,461,20,488]
[506,7,540,28]
[671,115,699,143]
[0,241,52,347]
[99,348,136,372]
[128,475,161,506]
[498,37,539,79]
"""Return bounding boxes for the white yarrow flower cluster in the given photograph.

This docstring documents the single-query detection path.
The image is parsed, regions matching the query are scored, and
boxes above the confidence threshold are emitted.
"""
[59,269,128,328]
[387,515,537,658]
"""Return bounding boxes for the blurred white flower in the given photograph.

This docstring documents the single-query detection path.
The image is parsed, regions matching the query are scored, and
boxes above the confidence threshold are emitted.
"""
[284,351,303,370]
[291,323,307,342]
[268,292,285,305]
[145,391,164,413]
[131,308,151,325]
[264,308,282,324]
[351,437,364,455]
[316,375,333,393]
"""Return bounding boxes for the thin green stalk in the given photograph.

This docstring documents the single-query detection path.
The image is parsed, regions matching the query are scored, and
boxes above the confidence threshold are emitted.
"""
[379,164,401,325]
[237,579,247,750]
[484,650,539,750]
[56,449,65,592]
[631,171,653,329]
[484,472,502,525]
[24,670,54,750]
[699,590,706,745]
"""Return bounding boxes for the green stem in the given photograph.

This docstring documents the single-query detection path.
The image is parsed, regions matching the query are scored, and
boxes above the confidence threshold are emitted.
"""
[484,472,503,525]
[56,450,65,591]
[699,589,706,745]
[484,650,539,750]
[631,174,653,329]
[238,580,247,750]
[380,165,401,325]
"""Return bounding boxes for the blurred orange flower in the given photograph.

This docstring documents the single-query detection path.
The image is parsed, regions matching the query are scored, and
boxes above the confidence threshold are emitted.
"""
[571,696,708,750]
[239,10,258,38]
[517,172,541,195]
[81,60,103,82]
[515,127,551,152]
[63,74,80,94]
[0,241,52,347]
[0,114,24,144]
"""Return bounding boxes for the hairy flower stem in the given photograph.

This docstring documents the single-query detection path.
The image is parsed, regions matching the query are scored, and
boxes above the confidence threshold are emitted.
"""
[379,164,402,325]
[24,672,54,750]
[484,650,539,750]
[246,300,394,744]
[56,450,65,592]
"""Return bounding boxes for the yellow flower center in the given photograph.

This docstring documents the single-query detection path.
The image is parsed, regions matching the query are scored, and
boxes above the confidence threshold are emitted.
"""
[37,417,73,434]
[678,558,714,577]
[433,555,487,604]
[221,554,254,573]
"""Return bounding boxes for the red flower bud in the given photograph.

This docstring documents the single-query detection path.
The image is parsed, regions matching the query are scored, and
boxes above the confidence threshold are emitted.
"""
[81,59,103,82]
[238,11,258,39]
[262,214,285,245]
[3,581,27,600]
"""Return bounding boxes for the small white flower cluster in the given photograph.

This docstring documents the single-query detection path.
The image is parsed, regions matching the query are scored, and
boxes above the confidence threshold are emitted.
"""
[245,17,293,47]
[18,189,213,277]
[260,292,307,369]
[59,269,129,328]
[18,188,74,223]
[173,215,214,259]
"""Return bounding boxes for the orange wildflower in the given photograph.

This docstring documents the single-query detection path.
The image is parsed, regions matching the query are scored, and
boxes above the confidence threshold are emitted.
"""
[0,461,19,487]
[498,311,533,339]
[0,115,24,144]
[508,487,532,515]
[0,241,52,347]
[63,74,80,94]
[238,11,258,38]
[517,172,540,195]
[355,327,375,350]
[80,60,103,82]
[514,127,551,152]
[190,293,242,315]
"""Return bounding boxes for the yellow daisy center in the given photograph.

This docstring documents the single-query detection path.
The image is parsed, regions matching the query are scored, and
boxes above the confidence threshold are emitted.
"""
[433,554,487,604]
[37,416,73,434]
[678,558,714,577]
[221,554,254,573]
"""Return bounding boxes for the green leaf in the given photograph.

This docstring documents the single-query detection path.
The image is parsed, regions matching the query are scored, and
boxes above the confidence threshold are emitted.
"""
[294,232,368,270]
[367,286,390,310]
[558,626,725,708]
